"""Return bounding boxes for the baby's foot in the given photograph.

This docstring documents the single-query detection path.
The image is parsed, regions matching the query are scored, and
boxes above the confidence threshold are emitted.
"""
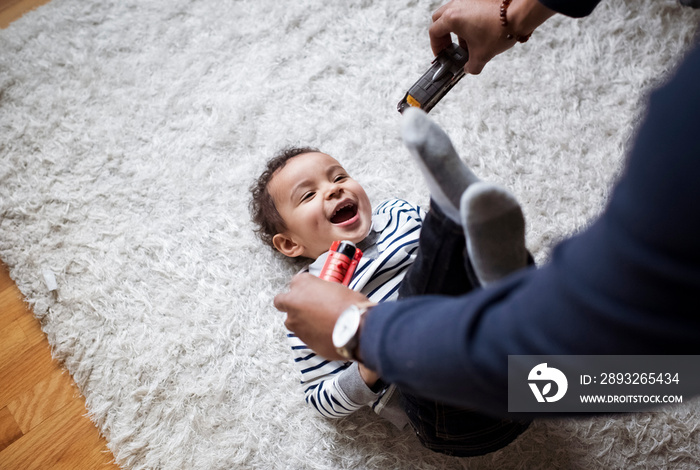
[461,182,528,285]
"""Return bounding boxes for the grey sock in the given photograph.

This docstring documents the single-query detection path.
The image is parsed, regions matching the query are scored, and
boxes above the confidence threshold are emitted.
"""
[461,182,528,286]
[401,107,480,222]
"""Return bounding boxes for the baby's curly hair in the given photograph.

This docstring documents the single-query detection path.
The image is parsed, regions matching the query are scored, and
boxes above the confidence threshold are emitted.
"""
[249,146,320,249]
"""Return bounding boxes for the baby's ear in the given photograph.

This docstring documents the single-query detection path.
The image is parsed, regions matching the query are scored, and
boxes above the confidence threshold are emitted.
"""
[272,233,304,258]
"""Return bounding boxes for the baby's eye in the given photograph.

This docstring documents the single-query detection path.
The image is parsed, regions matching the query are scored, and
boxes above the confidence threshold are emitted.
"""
[301,191,315,202]
[334,174,348,182]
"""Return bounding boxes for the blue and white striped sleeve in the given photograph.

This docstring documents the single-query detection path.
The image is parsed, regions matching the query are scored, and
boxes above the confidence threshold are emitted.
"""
[286,330,379,418]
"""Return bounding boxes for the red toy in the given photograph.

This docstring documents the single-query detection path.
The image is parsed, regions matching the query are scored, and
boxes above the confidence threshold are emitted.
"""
[319,240,363,286]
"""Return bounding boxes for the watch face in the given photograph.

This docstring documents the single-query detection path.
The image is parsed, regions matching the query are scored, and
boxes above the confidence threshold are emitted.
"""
[333,305,361,348]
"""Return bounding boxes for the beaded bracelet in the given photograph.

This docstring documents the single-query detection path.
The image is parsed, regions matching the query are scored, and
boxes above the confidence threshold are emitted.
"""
[499,0,532,43]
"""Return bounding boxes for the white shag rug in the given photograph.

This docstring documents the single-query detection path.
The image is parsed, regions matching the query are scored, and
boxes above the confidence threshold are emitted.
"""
[1,0,699,468]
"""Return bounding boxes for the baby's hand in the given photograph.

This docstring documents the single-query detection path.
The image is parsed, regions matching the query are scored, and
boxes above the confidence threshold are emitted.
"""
[358,363,380,387]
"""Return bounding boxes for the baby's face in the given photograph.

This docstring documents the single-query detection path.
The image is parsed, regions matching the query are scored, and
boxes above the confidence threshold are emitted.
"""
[268,152,372,259]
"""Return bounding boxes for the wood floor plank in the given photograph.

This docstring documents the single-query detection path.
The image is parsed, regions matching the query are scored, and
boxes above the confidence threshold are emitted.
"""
[15,308,46,348]
[0,320,30,367]
[0,0,23,15]
[0,398,114,470]
[7,366,78,434]
[0,407,23,453]
[1,265,46,348]
[0,284,29,332]
[0,0,50,28]
[55,414,118,470]
[0,262,14,289]
[0,341,58,409]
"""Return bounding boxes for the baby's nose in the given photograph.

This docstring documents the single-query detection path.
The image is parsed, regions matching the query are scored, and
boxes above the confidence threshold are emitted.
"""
[325,183,343,198]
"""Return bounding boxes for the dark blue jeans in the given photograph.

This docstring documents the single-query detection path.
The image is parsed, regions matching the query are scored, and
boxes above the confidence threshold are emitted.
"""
[396,202,531,457]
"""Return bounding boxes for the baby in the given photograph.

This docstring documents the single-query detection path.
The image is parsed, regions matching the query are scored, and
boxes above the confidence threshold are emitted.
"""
[249,108,531,456]
[250,146,422,428]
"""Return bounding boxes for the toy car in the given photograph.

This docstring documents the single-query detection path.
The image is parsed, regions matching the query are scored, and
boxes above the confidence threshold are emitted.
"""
[397,43,469,114]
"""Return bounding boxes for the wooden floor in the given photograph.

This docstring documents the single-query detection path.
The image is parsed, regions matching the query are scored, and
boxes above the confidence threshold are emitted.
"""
[0,262,119,469]
[0,0,49,28]
[1,5,120,469]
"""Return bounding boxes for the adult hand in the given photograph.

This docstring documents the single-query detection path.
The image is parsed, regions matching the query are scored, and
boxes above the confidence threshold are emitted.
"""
[430,0,513,74]
[430,0,555,74]
[274,273,370,361]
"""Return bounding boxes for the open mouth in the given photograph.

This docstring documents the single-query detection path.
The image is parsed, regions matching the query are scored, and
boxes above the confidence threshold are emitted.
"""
[330,202,358,225]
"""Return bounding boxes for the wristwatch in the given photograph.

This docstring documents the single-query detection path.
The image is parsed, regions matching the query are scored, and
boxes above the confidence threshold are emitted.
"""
[332,303,373,360]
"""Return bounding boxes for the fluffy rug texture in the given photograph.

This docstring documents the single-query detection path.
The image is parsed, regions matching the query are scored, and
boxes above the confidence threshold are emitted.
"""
[1,0,700,468]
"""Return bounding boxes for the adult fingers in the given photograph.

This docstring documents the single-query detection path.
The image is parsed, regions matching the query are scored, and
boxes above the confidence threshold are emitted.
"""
[274,272,310,312]
[431,1,450,22]
[273,287,289,312]
[465,56,486,74]
[429,12,458,56]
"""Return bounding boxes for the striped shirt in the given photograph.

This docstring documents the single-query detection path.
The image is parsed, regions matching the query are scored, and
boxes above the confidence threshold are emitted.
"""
[285,199,425,423]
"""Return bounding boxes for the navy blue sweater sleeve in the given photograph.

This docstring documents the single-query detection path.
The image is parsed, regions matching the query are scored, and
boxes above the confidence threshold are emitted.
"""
[360,41,700,416]
[539,0,601,18]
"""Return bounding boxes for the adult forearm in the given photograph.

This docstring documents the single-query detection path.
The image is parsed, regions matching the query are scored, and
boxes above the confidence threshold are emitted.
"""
[359,209,700,417]
[504,0,602,41]
[506,0,556,40]
[359,274,544,415]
